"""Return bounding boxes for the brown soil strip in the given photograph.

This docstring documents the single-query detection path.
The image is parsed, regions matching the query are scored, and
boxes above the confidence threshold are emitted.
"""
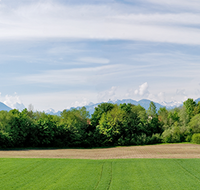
[0,144,200,159]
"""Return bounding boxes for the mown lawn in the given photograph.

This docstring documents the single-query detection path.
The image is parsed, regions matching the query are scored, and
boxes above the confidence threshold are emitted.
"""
[0,158,200,189]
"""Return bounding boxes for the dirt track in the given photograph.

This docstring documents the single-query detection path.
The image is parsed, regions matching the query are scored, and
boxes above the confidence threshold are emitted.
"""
[0,144,200,159]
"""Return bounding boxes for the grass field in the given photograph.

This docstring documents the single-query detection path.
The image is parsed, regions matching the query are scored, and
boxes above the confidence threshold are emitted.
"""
[1,158,200,190]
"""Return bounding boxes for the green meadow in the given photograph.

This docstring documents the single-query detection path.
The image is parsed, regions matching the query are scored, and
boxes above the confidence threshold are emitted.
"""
[1,158,200,190]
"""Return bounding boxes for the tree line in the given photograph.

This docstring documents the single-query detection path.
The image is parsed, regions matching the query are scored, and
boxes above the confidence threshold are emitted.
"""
[0,98,200,148]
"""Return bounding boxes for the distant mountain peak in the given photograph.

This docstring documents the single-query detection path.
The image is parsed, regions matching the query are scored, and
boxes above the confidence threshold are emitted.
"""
[16,97,200,117]
[45,108,56,113]
[14,102,26,111]
[0,102,12,111]
[160,101,183,108]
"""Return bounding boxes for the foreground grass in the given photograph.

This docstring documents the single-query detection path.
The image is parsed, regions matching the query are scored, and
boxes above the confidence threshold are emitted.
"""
[1,158,200,190]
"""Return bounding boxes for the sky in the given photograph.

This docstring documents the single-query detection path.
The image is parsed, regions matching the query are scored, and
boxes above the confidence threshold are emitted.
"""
[1,0,200,111]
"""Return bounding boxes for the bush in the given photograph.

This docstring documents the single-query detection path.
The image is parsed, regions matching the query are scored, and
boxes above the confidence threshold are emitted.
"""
[0,131,12,148]
[188,114,200,133]
[134,133,162,145]
[148,133,162,144]
[186,134,192,142]
[192,133,200,144]
[161,126,187,143]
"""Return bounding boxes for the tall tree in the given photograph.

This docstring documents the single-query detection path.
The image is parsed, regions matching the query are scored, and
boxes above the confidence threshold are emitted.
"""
[147,101,157,118]
[132,104,147,123]
[183,98,196,119]
[97,105,124,146]
[61,107,90,147]
[90,103,114,127]
[188,113,200,134]
[158,107,169,127]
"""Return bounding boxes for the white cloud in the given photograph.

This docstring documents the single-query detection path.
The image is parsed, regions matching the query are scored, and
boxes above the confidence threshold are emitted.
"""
[145,0,200,11]
[17,65,116,85]
[135,82,149,96]
[0,1,200,44]
[20,91,98,112]
[134,90,139,95]
[1,1,200,111]
[0,93,24,110]
[97,86,118,102]
[146,92,167,103]
[79,57,110,64]
[47,45,84,55]
[70,98,90,108]
[108,86,117,96]
[114,13,200,26]
[176,89,186,96]
[157,92,165,102]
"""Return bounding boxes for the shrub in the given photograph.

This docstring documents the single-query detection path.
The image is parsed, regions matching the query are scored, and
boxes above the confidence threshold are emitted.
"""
[161,126,187,143]
[148,133,162,144]
[192,133,200,144]
[0,131,12,148]
[188,114,200,133]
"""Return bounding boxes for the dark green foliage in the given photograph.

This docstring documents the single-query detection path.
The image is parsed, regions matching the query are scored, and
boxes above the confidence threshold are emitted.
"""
[97,103,162,146]
[60,107,90,147]
[119,104,145,145]
[193,102,200,115]
[91,102,114,127]
[0,131,12,148]
[8,109,33,147]
[35,116,57,147]
[168,111,179,126]
[97,105,125,146]
[1,98,200,148]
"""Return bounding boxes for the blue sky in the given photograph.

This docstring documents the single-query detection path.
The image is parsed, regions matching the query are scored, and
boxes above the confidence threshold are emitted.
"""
[1,0,200,111]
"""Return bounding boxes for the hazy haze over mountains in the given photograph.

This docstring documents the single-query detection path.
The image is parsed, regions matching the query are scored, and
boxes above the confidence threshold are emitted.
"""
[46,98,200,116]
[1,98,200,117]
[68,99,184,116]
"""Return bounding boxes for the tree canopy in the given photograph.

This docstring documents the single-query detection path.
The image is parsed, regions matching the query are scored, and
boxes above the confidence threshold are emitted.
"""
[0,98,200,148]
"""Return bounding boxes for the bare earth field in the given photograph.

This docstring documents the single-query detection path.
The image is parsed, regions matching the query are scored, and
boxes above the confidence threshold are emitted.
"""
[0,144,200,159]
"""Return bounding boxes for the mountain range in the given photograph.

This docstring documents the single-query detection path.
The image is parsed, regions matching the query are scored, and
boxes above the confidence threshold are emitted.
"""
[68,99,182,116]
[0,102,12,112]
[48,98,200,116]
[1,98,200,116]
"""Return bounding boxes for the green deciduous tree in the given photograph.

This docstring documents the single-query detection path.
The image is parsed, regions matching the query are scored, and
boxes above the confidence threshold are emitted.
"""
[97,105,124,146]
[188,113,200,134]
[8,109,33,147]
[131,104,148,123]
[178,106,190,127]
[91,103,114,127]
[183,98,196,119]
[158,107,168,124]
[61,107,90,147]
[192,133,200,144]
[193,102,200,116]
[147,101,157,118]
[168,111,179,126]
